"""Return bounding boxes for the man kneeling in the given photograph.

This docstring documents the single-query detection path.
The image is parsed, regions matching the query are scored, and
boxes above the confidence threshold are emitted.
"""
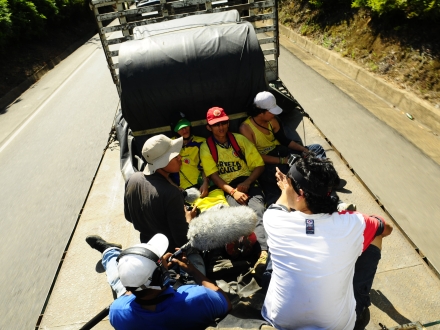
[86,234,231,330]
[262,156,392,330]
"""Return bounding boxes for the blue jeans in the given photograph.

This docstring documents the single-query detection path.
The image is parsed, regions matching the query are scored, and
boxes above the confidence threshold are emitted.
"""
[305,144,326,158]
[102,248,126,298]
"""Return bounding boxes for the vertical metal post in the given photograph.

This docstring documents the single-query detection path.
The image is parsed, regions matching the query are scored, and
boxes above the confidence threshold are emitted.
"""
[274,0,280,79]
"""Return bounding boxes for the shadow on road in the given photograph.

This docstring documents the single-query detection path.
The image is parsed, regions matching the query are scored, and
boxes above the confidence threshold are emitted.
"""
[370,289,412,325]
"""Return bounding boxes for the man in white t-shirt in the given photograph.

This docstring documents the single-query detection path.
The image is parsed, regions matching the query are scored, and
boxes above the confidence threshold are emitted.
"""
[262,155,392,330]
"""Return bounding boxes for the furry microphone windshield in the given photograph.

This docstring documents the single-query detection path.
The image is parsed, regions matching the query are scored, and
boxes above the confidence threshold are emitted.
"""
[187,206,257,251]
[183,187,201,203]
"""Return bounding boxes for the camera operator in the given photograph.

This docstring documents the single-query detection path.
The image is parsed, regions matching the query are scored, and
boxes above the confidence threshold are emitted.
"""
[86,234,231,330]
[261,155,393,329]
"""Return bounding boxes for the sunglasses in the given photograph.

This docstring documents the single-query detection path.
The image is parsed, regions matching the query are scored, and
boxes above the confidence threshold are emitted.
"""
[211,120,229,127]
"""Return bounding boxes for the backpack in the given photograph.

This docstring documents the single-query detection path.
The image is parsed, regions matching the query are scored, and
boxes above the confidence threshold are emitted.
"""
[206,132,246,164]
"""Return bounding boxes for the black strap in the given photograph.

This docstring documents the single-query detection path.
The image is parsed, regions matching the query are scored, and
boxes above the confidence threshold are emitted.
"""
[289,165,330,196]
[135,293,174,306]
[268,204,291,212]
[251,117,274,134]
[134,277,185,306]
[179,169,197,188]
[370,215,385,237]
[116,246,160,264]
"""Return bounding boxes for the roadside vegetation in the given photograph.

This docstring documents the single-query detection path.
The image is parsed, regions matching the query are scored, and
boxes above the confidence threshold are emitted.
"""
[0,0,91,44]
[0,0,95,100]
[279,0,440,108]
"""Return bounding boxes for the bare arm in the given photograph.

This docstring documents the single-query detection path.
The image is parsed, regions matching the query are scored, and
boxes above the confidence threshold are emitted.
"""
[370,227,392,250]
[238,165,264,187]
[239,122,256,145]
[272,118,308,153]
[210,172,234,195]
[210,172,249,205]
[275,167,295,210]
[368,218,393,250]
[262,154,287,165]
[381,222,393,237]
[288,140,309,153]
[185,206,198,223]
[199,172,209,198]
[240,122,286,165]
[164,253,232,312]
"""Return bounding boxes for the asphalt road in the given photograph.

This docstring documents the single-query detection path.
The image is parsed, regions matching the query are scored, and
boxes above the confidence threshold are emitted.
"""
[0,37,119,329]
[278,45,440,273]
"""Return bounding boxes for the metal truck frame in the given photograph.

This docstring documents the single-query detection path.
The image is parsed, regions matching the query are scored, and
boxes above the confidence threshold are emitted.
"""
[90,0,280,95]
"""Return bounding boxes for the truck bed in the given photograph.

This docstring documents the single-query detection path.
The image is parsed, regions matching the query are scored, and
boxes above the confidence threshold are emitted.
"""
[38,113,440,329]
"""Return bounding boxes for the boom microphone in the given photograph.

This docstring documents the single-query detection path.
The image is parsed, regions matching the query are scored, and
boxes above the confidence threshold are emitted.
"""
[168,206,257,261]
[187,206,257,251]
[183,187,201,203]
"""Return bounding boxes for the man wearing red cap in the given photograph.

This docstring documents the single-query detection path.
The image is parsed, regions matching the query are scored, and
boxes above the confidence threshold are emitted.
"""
[200,107,268,261]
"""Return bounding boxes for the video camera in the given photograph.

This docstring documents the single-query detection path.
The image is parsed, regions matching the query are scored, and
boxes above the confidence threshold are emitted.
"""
[287,154,301,167]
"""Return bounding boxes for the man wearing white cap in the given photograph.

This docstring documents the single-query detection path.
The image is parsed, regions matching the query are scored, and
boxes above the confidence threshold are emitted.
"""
[240,91,327,205]
[124,134,198,252]
[86,234,231,330]
[240,91,326,164]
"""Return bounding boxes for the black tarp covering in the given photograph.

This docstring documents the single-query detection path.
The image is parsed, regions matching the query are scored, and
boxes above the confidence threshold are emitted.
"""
[119,12,267,133]
[133,10,240,39]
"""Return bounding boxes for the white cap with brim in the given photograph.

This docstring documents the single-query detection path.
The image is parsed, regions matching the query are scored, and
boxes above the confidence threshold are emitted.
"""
[118,234,169,290]
[142,135,183,175]
[254,91,283,115]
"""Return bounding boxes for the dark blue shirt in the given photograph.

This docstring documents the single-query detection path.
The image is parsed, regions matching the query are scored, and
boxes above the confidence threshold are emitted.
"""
[110,285,229,330]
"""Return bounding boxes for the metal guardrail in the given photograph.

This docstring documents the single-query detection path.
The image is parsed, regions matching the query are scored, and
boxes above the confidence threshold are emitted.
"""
[90,0,280,95]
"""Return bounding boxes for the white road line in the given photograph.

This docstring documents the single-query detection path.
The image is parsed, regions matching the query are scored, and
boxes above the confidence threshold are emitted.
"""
[0,48,99,154]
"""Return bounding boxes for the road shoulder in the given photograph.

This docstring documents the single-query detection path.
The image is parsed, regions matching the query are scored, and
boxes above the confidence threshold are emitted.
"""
[279,25,440,167]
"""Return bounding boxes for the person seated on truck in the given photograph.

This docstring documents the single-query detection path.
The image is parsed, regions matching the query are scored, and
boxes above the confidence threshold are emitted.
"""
[261,155,393,330]
[240,91,349,206]
[124,134,205,273]
[239,91,327,205]
[170,116,228,213]
[85,234,231,330]
[199,106,268,267]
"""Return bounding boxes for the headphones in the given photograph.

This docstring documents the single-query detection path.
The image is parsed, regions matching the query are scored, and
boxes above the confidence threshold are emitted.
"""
[116,246,171,290]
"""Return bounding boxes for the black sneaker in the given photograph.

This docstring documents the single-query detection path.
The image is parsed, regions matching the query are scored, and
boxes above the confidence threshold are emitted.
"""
[334,178,347,190]
[86,235,122,253]
[353,307,370,330]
